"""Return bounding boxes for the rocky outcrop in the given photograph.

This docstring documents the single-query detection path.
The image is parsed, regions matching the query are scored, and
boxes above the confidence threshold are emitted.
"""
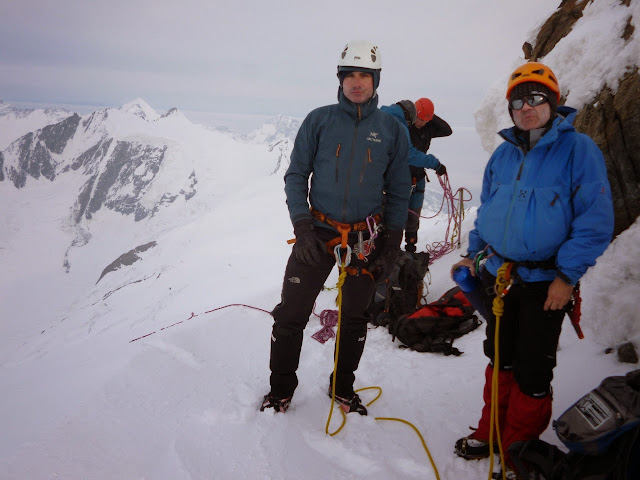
[96,241,157,283]
[523,0,639,236]
[575,70,640,236]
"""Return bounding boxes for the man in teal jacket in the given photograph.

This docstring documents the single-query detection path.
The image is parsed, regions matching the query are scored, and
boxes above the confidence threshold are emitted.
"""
[451,62,613,476]
[260,40,410,415]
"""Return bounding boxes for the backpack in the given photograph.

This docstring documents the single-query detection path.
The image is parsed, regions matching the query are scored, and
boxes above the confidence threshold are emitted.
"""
[509,369,640,480]
[387,286,481,356]
[369,251,430,327]
[555,369,640,455]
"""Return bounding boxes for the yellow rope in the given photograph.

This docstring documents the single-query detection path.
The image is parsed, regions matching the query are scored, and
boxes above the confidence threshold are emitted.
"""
[488,263,512,480]
[324,269,440,479]
[326,267,348,436]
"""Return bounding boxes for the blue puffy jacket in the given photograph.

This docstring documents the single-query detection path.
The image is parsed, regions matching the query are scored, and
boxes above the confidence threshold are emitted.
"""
[285,91,410,232]
[381,103,441,210]
[468,107,613,285]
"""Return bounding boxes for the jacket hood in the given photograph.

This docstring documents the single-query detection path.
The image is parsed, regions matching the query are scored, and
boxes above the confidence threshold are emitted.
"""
[380,103,407,125]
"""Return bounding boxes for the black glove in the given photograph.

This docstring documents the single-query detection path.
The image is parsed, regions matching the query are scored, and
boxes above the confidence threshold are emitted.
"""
[293,219,327,266]
[435,163,447,176]
[372,230,403,280]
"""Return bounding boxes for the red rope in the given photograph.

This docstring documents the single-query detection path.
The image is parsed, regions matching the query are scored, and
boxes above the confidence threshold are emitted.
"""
[416,175,472,265]
[129,303,271,343]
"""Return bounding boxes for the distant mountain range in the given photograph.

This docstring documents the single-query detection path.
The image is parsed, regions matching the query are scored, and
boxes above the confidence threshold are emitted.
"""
[0,98,300,225]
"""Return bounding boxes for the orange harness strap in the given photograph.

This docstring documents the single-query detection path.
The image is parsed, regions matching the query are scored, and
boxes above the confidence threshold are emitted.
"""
[287,209,380,273]
[311,208,381,235]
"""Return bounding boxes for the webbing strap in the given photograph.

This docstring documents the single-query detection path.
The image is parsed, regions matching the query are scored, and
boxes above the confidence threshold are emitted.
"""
[311,208,381,236]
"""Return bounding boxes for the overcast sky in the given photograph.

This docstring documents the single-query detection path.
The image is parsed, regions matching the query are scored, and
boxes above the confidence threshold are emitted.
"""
[1,0,561,127]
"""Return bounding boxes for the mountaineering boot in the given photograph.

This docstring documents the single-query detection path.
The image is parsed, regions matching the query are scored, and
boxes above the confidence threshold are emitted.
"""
[404,231,417,253]
[454,435,491,460]
[259,394,292,413]
[327,385,367,415]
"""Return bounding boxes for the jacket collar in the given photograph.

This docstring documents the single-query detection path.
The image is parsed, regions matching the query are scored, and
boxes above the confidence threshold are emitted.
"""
[338,88,378,120]
[499,106,577,149]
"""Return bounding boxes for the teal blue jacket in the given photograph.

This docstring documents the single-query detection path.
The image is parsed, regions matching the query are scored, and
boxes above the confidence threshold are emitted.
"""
[468,107,613,285]
[285,91,410,231]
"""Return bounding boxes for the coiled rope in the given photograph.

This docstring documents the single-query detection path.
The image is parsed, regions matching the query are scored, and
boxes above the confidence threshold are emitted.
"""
[325,265,441,480]
[413,174,472,265]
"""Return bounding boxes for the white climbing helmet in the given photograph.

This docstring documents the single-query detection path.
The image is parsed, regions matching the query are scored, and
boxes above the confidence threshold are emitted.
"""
[337,40,381,72]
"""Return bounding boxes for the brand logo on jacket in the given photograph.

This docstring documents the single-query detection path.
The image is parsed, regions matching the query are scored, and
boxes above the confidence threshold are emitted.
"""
[367,131,382,143]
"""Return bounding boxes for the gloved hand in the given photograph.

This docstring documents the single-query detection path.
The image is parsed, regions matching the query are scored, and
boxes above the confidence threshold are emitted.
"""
[293,219,327,266]
[435,162,447,176]
[371,230,403,280]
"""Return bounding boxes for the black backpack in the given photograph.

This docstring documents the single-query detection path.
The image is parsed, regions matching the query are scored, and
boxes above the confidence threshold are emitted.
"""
[510,369,640,480]
[369,251,430,327]
[387,286,481,356]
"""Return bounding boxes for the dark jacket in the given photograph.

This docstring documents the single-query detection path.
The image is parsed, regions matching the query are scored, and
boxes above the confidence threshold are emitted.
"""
[409,114,452,154]
[285,90,411,231]
[408,114,453,209]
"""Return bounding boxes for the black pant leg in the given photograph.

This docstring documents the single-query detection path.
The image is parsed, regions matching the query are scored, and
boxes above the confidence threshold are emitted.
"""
[513,282,564,397]
[269,249,334,398]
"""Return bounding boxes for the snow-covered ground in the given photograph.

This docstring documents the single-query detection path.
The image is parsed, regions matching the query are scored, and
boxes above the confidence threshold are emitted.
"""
[1,151,637,479]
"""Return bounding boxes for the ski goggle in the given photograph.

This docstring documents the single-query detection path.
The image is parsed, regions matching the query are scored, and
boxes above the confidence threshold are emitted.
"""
[510,94,548,110]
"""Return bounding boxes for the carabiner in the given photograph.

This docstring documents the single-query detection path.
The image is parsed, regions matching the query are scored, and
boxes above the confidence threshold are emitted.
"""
[366,215,380,240]
[334,244,352,267]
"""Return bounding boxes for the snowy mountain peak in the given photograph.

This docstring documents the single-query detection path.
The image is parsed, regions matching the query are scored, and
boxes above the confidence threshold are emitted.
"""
[159,107,188,122]
[120,98,160,121]
[244,115,301,144]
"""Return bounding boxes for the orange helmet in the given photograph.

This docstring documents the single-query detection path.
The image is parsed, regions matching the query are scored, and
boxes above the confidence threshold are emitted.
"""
[506,62,560,102]
[415,97,434,122]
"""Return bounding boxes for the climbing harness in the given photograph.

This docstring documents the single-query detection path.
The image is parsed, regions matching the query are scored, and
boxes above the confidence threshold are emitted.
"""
[488,262,514,480]
[311,208,382,264]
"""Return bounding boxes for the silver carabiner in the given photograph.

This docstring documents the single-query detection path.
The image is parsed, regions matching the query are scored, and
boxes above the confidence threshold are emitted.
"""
[333,244,352,267]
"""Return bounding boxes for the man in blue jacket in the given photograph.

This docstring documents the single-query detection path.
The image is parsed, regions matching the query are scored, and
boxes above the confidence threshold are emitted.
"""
[450,62,613,477]
[260,40,410,415]
[381,100,448,252]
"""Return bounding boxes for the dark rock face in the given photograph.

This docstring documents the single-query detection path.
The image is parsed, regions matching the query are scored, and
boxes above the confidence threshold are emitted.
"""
[618,342,639,364]
[85,141,168,221]
[6,133,56,188]
[524,0,639,236]
[96,241,158,283]
[40,113,80,154]
[575,70,640,236]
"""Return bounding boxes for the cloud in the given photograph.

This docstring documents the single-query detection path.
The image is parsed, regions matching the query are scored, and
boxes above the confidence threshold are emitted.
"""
[0,0,561,123]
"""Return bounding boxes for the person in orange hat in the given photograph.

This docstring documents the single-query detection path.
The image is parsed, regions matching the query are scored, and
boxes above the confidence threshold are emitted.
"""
[405,97,452,252]
[450,62,613,479]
